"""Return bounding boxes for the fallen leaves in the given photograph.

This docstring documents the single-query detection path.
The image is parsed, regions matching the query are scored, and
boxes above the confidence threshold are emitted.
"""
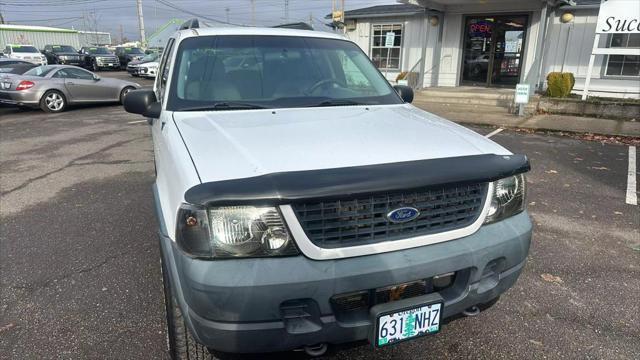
[541,273,563,284]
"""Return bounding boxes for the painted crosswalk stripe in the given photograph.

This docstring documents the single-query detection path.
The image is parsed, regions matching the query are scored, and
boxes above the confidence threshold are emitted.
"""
[626,146,637,206]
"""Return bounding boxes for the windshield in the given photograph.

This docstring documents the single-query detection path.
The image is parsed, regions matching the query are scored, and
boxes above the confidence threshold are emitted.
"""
[23,65,57,77]
[124,48,144,54]
[52,45,77,53]
[11,46,39,53]
[141,53,158,62]
[88,47,111,54]
[168,35,402,111]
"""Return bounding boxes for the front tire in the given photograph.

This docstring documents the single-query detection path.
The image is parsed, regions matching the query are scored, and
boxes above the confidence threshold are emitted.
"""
[40,90,66,113]
[161,256,213,360]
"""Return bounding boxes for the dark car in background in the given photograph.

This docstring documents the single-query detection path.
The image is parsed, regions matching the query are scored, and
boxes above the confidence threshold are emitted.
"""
[0,59,38,75]
[115,47,145,69]
[79,47,120,71]
[42,45,84,66]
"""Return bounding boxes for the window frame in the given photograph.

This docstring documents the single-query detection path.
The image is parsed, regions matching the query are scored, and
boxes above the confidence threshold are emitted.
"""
[369,23,404,71]
[604,33,640,79]
[156,38,176,104]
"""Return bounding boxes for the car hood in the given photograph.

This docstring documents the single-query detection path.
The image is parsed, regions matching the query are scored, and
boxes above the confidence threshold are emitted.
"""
[129,59,153,65]
[173,104,511,184]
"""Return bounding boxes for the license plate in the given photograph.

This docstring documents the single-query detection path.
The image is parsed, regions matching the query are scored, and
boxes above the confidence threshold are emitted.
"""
[375,302,442,347]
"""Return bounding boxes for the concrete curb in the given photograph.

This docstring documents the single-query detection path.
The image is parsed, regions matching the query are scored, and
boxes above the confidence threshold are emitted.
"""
[413,103,640,137]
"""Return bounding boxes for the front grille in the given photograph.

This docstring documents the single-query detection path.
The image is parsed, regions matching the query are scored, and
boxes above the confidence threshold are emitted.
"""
[292,183,488,248]
[97,58,118,65]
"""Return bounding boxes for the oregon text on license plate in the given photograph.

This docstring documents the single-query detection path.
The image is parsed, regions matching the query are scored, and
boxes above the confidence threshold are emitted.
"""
[376,303,442,347]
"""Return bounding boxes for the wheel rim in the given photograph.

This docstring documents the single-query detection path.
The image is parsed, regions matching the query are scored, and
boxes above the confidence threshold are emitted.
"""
[122,88,132,98]
[45,93,64,111]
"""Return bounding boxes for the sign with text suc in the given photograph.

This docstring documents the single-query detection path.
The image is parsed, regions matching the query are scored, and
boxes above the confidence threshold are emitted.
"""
[596,0,640,34]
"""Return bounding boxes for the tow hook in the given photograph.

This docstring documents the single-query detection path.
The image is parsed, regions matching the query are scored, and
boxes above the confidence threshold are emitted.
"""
[301,343,328,357]
[462,305,481,317]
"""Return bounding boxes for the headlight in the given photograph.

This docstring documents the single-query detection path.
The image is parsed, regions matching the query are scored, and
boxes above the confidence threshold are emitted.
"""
[176,204,299,259]
[484,174,526,224]
[59,55,68,60]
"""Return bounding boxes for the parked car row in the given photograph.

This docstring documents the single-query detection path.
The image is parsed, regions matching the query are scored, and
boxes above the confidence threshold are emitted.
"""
[2,44,157,76]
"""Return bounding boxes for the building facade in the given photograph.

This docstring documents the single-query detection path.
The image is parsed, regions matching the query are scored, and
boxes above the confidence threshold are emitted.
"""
[78,31,112,47]
[0,24,80,50]
[340,0,639,98]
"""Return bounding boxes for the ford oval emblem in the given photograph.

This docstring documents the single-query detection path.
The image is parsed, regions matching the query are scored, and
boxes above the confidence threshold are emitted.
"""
[387,207,420,223]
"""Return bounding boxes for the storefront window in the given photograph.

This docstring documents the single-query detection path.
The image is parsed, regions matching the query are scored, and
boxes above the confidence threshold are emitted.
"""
[371,24,402,70]
[606,34,640,77]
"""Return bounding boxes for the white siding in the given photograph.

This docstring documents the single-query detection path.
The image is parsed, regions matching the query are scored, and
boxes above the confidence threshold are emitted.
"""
[542,8,640,98]
[345,15,429,83]
[0,29,79,50]
[543,9,604,77]
[437,13,462,86]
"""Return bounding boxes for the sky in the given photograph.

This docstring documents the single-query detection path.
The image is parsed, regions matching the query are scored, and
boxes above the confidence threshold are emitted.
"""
[0,0,398,41]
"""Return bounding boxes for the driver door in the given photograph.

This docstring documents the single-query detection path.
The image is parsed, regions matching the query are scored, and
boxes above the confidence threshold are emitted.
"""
[56,68,106,101]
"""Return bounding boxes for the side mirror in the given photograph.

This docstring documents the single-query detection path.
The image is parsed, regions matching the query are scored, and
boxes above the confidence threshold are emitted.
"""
[393,85,414,104]
[123,89,161,121]
[93,74,100,81]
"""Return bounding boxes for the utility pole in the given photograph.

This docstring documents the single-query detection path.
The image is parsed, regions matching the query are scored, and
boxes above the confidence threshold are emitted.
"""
[119,24,124,45]
[250,0,255,26]
[340,0,346,34]
[0,10,5,25]
[309,12,313,27]
[284,0,289,23]
[136,0,146,47]
[225,7,230,23]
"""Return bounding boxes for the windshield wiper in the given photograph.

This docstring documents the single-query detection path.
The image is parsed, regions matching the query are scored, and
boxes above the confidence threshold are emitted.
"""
[307,99,366,107]
[181,102,269,111]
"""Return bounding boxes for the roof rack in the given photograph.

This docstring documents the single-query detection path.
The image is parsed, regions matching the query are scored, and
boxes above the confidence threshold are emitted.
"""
[179,18,200,30]
[272,22,313,30]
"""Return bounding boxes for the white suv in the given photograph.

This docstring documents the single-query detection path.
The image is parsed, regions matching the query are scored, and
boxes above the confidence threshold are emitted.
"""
[124,20,532,359]
[3,44,47,66]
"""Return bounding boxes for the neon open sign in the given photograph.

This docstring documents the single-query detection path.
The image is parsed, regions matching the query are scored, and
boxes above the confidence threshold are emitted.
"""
[469,22,492,35]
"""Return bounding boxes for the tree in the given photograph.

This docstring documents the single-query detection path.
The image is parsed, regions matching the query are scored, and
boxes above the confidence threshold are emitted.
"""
[403,313,416,338]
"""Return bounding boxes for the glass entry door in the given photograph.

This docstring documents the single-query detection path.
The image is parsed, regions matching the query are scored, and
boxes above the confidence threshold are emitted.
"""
[461,15,528,87]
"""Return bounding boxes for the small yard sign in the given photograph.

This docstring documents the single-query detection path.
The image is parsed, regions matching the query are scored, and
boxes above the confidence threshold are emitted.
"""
[515,84,530,104]
[385,32,395,47]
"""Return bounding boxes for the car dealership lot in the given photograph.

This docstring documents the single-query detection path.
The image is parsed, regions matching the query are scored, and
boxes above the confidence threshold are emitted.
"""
[0,80,638,358]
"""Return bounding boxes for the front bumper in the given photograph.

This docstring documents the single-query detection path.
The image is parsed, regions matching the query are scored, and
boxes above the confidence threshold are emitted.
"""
[58,59,83,65]
[158,182,532,354]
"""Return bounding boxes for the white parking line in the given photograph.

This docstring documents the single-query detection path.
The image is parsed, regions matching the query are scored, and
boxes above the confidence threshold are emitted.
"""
[127,120,147,124]
[626,146,637,206]
[485,128,504,138]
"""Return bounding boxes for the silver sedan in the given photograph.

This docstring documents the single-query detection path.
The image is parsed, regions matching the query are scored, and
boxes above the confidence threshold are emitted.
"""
[0,65,140,112]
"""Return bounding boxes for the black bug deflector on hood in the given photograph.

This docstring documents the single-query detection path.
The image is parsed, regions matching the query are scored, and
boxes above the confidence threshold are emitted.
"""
[183,154,531,207]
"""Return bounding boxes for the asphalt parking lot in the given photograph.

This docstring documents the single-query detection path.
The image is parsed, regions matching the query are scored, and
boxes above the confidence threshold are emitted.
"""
[0,71,638,359]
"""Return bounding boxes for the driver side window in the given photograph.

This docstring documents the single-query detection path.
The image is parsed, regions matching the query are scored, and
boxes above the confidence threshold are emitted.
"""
[66,68,94,80]
[54,68,93,80]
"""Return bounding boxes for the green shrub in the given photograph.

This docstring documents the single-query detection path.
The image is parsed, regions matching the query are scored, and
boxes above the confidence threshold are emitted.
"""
[546,72,575,98]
